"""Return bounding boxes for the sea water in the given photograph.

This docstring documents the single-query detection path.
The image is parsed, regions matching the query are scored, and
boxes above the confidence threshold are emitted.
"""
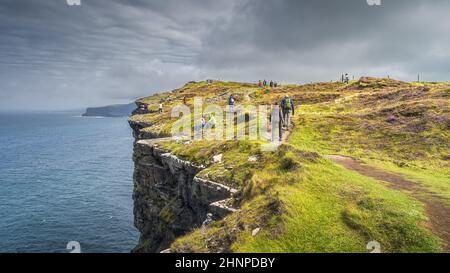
[0,113,138,253]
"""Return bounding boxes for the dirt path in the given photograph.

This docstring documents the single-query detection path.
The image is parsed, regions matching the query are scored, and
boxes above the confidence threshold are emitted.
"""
[327,155,450,252]
[281,126,292,142]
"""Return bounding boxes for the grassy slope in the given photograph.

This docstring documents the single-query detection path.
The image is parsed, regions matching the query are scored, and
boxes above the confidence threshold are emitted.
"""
[289,79,450,202]
[234,159,440,253]
[132,78,449,252]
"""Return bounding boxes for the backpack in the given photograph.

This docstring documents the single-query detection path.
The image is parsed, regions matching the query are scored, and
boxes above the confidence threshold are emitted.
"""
[283,98,292,110]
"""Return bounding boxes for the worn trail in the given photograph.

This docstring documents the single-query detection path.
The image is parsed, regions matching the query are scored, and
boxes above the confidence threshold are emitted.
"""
[328,155,450,252]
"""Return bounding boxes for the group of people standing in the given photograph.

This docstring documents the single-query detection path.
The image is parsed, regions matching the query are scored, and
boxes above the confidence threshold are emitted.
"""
[258,79,278,88]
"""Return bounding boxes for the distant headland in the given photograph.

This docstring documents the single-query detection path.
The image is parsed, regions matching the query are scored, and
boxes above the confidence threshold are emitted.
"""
[82,103,136,117]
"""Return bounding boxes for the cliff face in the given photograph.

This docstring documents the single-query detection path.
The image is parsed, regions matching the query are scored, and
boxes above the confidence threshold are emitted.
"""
[128,120,156,140]
[131,138,237,252]
[83,103,135,117]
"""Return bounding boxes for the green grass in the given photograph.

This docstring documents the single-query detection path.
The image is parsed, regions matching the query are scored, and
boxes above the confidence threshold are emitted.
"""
[231,155,443,253]
[169,142,445,252]
[134,77,449,253]
[288,89,450,203]
[160,140,269,188]
[369,159,450,206]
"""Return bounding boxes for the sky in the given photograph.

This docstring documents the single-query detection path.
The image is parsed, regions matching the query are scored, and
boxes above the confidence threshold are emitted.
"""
[0,0,449,111]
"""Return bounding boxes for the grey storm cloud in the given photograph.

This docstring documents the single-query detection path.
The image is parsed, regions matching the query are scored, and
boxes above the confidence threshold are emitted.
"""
[0,0,448,110]
[198,0,450,82]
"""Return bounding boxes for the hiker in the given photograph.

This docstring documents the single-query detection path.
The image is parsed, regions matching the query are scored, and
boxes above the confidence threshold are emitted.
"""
[258,80,263,88]
[274,82,278,88]
[159,103,163,113]
[202,116,207,128]
[206,114,217,129]
[263,79,267,87]
[345,73,349,84]
[281,95,295,129]
[269,102,284,142]
[195,116,206,131]
[228,94,236,112]
[341,74,344,83]
[270,80,274,88]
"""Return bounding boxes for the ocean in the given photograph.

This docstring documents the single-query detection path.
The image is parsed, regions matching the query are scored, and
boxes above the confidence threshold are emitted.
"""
[0,113,138,253]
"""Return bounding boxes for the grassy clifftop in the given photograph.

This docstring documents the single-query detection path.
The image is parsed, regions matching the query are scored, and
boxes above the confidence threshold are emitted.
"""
[129,77,450,253]
[129,80,344,137]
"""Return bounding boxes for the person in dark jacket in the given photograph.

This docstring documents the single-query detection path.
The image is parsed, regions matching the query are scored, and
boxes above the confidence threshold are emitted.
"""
[228,94,236,112]
[281,95,295,129]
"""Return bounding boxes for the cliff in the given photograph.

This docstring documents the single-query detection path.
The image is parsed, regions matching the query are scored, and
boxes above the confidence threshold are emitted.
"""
[83,103,135,117]
[128,79,449,253]
[132,139,238,252]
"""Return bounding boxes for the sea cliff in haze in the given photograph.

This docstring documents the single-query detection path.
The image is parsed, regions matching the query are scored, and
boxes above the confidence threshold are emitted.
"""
[83,103,136,117]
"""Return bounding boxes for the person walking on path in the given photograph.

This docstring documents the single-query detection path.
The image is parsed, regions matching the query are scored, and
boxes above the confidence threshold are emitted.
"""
[270,80,274,88]
[258,80,263,88]
[206,114,217,129]
[281,95,295,129]
[270,102,284,142]
[263,79,267,87]
[159,103,163,113]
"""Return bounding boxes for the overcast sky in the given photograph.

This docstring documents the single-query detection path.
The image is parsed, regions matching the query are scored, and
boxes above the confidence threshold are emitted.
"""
[0,0,449,111]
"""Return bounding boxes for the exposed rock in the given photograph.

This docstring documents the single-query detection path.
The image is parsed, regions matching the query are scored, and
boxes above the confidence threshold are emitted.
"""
[128,120,153,139]
[248,156,259,162]
[209,198,239,219]
[132,140,237,253]
[252,228,261,236]
[213,154,223,164]
[128,120,170,141]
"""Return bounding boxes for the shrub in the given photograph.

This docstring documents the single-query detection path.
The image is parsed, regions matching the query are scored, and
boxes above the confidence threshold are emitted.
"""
[279,156,298,171]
